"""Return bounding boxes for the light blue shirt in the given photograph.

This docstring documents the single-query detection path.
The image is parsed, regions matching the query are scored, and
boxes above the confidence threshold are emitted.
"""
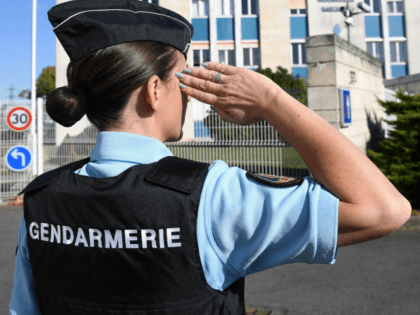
[10,131,339,314]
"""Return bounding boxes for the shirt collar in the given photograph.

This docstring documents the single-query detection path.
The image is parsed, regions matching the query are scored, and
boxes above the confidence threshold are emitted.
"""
[90,131,173,164]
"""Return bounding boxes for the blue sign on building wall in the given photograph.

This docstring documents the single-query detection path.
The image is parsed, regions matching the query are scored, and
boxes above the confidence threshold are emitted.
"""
[339,88,352,128]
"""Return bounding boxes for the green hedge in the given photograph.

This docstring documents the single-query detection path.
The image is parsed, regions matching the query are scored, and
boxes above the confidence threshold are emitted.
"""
[367,87,420,209]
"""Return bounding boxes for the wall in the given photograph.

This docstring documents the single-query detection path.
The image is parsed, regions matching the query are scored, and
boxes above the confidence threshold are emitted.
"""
[55,0,91,147]
[306,0,366,52]
[306,34,385,155]
[160,0,194,141]
[404,0,420,75]
[259,0,291,74]
[384,73,420,95]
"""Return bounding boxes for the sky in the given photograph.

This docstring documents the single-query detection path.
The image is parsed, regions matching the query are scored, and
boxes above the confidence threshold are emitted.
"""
[0,0,58,101]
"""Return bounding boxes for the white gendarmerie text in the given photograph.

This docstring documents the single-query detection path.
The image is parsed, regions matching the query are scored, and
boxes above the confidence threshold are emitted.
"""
[28,222,182,249]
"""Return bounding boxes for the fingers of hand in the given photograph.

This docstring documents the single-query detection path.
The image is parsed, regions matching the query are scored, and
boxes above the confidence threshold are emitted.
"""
[182,66,222,84]
[203,62,235,76]
[177,67,223,105]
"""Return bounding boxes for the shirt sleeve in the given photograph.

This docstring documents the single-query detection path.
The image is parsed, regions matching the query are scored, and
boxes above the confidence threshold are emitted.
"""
[9,215,40,315]
[200,160,339,289]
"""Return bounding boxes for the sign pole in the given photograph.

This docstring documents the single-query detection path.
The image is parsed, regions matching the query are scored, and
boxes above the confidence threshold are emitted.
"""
[347,23,350,44]
[32,0,37,175]
[37,98,44,175]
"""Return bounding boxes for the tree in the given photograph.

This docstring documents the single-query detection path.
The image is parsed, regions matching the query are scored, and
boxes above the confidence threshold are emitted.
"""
[256,65,307,106]
[18,89,31,99]
[203,65,306,142]
[367,86,420,209]
[18,66,55,100]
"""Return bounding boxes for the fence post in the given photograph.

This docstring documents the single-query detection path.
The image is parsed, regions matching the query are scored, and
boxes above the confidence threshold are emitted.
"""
[37,98,44,176]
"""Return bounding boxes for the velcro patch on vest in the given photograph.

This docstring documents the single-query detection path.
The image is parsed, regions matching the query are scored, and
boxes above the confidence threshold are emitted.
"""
[246,171,304,187]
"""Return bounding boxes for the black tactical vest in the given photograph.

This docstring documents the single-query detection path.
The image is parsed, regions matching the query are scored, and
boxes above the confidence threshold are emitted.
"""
[19,156,245,314]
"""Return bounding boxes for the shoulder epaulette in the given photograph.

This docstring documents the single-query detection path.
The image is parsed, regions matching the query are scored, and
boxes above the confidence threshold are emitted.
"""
[18,157,90,195]
[144,156,210,194]
[246,171,304,187]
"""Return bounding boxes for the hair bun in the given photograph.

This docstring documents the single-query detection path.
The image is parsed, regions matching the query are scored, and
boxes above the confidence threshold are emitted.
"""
[46,86,86,127]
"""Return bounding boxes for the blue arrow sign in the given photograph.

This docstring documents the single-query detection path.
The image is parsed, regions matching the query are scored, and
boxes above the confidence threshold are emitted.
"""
[5,146,32,172]
[339,88,352,127]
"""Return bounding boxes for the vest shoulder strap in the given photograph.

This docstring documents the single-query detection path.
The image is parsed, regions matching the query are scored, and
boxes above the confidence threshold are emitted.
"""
[144,156,210,194]
[18,157,90,195]
[19,156,210,195]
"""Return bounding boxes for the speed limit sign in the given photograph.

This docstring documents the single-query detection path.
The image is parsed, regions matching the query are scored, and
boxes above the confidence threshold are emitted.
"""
[6,107,33,132]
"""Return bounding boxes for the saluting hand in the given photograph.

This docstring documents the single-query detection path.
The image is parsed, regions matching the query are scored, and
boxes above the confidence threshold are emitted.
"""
[177,62,282,126]
[0,195,24,207]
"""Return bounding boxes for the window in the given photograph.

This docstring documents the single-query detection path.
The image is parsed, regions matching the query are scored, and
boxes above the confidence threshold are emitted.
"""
[192,0,209,17]
[242,0,258,15]
[290,9,306,15]
[252,47,260,66]
[387,1,404,13]
[193,49,211,67]
[291,43,306,65]
[243,47,261,67]
[396,1,404,12]
[367,42,384,62]
[218,50,236,66]
[390,41,407,62]
[244,48,250,65]
[217,0,234,16]
[364,0,381,13]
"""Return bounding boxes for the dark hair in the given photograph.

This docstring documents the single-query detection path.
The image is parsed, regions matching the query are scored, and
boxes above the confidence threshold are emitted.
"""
[46,41,180,131]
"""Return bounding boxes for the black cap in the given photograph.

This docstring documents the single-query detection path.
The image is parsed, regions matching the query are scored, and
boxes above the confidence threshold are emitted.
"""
[48,0,194,62]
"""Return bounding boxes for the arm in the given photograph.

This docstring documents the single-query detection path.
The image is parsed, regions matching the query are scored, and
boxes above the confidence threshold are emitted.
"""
[0,195,24,207]
[265,88,412,247]
[9,215,40,314]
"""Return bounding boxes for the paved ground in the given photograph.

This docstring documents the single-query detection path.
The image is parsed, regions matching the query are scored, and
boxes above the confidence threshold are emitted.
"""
[0,206,22,313]
[1,206,419,315]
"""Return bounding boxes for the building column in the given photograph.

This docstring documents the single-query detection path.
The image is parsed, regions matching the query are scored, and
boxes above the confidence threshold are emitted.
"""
[55,0,92,147]
[380,0,392,79]
[161,0,194,141]
[234,0,243,67]
[209,0,218,62]
[258,0,291,73]
[403,0,420,75]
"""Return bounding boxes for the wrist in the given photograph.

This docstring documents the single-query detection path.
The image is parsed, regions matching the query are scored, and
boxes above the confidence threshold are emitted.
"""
[262,86,285,122]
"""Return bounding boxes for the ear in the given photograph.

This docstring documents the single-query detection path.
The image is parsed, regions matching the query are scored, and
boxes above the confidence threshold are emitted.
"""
[144,75,164,112]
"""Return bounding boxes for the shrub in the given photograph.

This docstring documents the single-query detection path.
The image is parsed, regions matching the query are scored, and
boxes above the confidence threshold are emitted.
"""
[367,87,420,209]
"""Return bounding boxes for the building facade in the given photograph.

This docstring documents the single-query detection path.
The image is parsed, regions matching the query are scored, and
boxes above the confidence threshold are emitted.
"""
[149,0,420,80]
[142,0,418,138]
[56,0,419,144]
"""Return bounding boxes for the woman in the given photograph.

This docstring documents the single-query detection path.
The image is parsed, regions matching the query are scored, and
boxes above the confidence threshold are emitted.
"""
[9,0,411,314]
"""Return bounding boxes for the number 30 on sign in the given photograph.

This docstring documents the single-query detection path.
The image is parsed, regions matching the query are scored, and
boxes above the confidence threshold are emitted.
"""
[6,107,33,132]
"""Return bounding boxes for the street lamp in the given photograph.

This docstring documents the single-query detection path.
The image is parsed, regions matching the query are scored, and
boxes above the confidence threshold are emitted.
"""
[340,2,371,44]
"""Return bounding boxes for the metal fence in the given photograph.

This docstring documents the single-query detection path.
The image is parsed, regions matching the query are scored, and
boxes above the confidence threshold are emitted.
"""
[1,88,310,203]
[383,88,401,139]
[0,99,40,203]
[167,88,310,178]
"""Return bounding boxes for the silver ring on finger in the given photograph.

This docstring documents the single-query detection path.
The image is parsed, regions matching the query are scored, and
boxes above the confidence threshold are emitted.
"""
[215,72,223,84]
